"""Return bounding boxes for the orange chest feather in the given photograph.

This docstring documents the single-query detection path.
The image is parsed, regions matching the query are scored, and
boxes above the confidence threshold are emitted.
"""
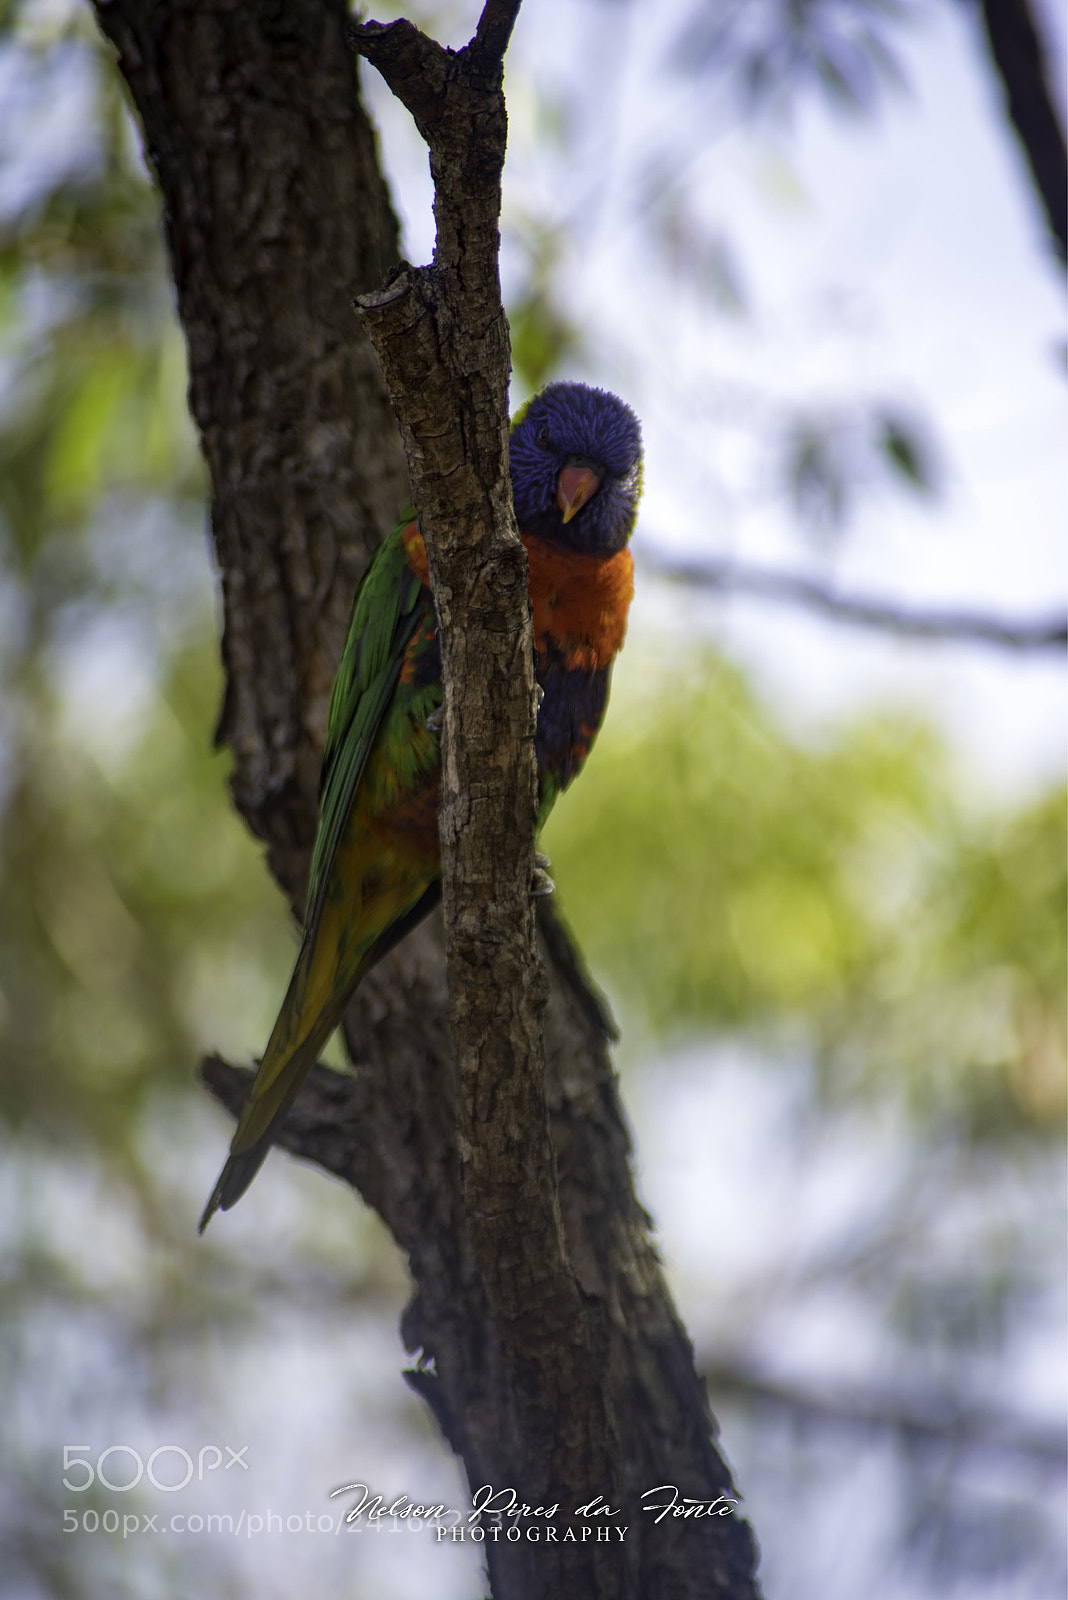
[401,521,429,585]
[522,536,633,671]
[401,523,634,672]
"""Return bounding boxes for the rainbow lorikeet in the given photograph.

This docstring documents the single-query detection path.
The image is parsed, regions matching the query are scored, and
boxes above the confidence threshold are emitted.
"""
[199,382,642,1230]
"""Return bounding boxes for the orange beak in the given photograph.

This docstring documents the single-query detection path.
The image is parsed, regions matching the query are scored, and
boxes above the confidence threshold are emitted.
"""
[556,464,602,524]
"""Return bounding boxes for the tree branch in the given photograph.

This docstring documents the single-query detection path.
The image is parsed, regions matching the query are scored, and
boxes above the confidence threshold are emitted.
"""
[350,7,623,1591]
[975,0,1068,267]
[644,552,1068,651]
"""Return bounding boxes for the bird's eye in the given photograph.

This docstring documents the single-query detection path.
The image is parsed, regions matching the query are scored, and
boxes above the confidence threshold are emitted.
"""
[535,422,552,450]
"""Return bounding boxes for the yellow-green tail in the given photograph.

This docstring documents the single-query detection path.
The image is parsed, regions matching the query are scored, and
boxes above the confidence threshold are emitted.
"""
[197,946,349,1231]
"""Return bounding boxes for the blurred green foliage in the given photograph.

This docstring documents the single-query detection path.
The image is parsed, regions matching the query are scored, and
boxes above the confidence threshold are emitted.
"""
[670,0,912,114]
[545,653,1066,1134]
[0,2,292,1184]
[785,404,937,541]
[1,636,295,1156]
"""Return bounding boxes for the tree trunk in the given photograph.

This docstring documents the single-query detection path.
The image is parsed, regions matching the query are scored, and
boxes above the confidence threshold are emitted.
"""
[92,3,761,1596]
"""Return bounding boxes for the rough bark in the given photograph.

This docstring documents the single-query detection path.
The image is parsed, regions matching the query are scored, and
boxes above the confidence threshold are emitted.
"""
[351,11,620,1595]
[93,2,761,1596]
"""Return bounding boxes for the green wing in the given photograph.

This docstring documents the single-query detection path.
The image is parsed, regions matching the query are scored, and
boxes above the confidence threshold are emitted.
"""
[198,519,429,1230]
[304,517,425,944]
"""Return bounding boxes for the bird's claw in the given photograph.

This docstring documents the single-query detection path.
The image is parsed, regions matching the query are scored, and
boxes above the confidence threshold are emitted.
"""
[530,866,555,897]
[426,706,444,734]
[534,852,551,870]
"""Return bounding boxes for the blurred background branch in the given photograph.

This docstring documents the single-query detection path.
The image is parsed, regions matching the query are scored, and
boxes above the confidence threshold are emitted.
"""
[643,551,1068,649]
[703,1359,1068,1466]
